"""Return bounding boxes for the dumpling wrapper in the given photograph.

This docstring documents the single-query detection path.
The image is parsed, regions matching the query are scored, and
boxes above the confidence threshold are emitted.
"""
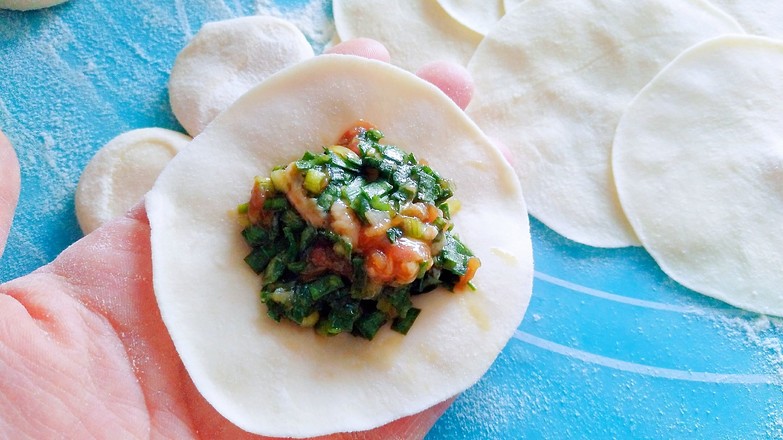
[169,16,314,136]
[466,0,743,247]
[0,0,67,10]
[613,36,783,316]
[503,0,524,11]
[436,0,505,35]
[333,0,482,71]
[147,55,533,437]
[708,0,783,39]
[75,128,191,234]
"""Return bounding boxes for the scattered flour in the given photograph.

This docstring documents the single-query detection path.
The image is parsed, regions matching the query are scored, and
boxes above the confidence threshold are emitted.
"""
[255,0,335,52]
[532,313,542,322]
[708,313,783,436]
[767,406,783,439]
[714,315,783,382]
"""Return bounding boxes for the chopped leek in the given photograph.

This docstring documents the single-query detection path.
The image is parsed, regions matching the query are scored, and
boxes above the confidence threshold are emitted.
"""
[304,168,329,194]
[401,216,425,239]
[240,122,479,340]
[263,197,288,211]
[270,168,290,191]
[353,311,387,340]
[391,308,421,335]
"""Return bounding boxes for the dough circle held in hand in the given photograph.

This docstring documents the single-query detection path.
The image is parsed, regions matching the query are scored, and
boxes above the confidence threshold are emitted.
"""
[169,16,314,136]
[613,36,783,316]
[147,55,533,438]
[75,128,190,234]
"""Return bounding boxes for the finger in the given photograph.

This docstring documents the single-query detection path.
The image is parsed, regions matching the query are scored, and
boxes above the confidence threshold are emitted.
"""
[324,38,391,63]
[324,41,474,110]
[35,206,203,437]
[43,201,153,335]
[489,136,515,166]
[415,61,474,110]
[0,130,20,258]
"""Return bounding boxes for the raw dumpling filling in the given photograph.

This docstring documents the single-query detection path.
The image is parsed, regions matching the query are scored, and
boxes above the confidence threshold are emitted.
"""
[238,121,480,339]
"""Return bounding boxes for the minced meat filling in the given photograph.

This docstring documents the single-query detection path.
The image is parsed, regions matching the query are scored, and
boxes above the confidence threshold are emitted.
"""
[238,121,480,340]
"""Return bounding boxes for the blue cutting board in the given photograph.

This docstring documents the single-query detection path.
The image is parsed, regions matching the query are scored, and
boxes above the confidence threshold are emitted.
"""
[1,1,781,438]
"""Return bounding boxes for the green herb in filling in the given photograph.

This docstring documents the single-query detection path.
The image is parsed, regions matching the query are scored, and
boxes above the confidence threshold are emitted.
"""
[239,123,480,340]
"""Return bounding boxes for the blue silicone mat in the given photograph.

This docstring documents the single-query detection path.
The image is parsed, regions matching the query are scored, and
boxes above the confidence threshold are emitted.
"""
[1,1,781,438]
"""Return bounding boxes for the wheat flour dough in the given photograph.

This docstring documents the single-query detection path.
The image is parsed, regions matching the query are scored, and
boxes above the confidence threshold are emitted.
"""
[503,0,524,12]
[333,0,482,71]
[147,55,533,437]
[169,16,314,136]
[0,0,68,10]
[75,128,190,234]
[708,0,783,38]
[613,36,783,316]
[436,0,504,35]
[466,0,742,247]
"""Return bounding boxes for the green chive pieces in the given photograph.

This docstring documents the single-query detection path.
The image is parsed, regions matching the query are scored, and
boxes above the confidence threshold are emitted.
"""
[241,124,479,340]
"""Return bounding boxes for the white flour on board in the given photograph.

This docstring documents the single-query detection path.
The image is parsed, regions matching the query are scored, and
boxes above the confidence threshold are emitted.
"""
[255,0,335,52]
[709,313,783,437]
[713,315,783,381]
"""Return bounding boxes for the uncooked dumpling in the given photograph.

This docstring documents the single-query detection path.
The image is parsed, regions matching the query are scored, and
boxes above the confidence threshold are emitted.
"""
[613,36,783,316]
[333,0,482,71]
[466,0,743,247]
[147,55,533,437]
[169,16,314,136]
[75,128,190,234]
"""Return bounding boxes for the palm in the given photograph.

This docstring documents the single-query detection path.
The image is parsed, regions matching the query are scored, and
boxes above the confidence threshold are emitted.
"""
[0,204,452,439]
[0,140,452,440]
[1,208,190,437]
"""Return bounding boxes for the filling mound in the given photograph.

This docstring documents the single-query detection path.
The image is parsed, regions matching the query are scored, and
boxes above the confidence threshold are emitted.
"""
[238,121,480,340]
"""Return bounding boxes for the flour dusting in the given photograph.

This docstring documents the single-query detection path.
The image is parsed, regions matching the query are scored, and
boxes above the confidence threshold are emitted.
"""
[255,0,334,52]
[709,313,783,436]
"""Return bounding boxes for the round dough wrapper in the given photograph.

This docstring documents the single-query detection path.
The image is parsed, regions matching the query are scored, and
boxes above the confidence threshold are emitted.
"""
[0,0,67,10]
[503,0,524,12]
[709,0,783,39]
[147,55,533,437]
[333,0,482,71]
[437,0,505,35]
[169,16,314,136]
[613,36,783,316]
[75,128,190,234]
[466,0,743,248]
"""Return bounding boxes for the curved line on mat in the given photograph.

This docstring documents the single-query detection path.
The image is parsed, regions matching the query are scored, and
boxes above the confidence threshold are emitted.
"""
[534,271,714,314]
[514,330,776,385]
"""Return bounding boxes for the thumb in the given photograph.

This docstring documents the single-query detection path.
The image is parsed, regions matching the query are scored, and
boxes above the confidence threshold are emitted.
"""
[0,130,21,258]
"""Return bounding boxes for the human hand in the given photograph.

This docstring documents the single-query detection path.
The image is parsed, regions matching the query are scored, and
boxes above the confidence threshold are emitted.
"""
[0,40,473,439]
[0,131,19,257]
